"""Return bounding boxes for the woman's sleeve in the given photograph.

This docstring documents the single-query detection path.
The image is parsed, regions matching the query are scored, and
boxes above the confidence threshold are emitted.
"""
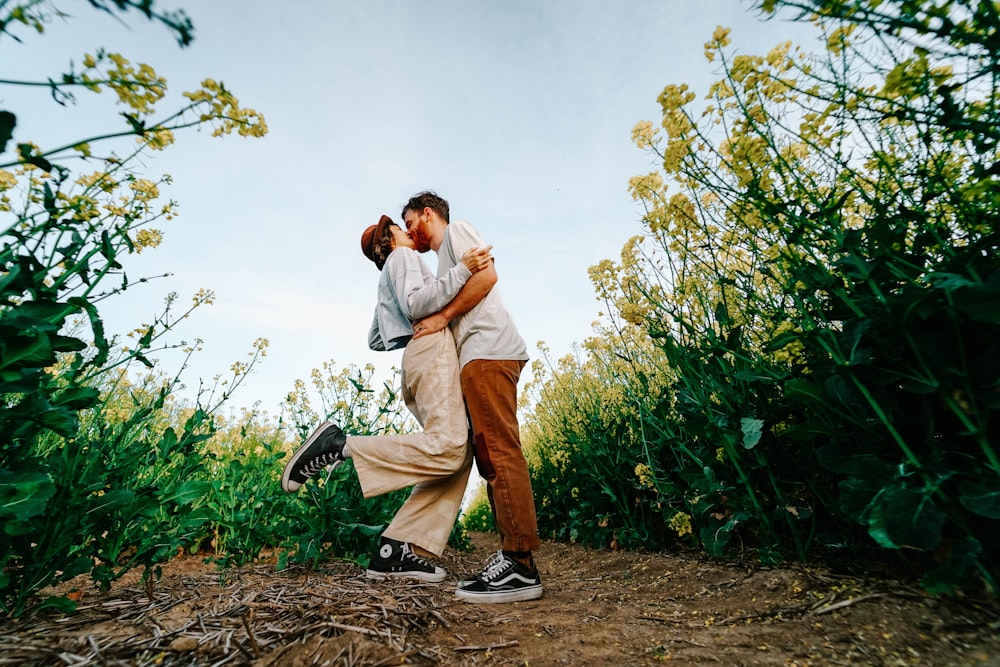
[367,308,385,351]
[393,250,472,320]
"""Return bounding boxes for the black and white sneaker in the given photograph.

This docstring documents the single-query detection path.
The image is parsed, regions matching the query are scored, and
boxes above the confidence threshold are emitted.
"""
[366,537,447,582]
[281,421,346,492]
[455,551,543,603]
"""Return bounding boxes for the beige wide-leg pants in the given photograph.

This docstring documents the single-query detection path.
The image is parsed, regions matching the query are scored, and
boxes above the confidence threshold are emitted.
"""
[348,328,473,556]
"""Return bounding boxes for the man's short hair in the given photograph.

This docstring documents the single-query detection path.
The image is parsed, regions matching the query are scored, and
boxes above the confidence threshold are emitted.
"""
[403,191,450,223]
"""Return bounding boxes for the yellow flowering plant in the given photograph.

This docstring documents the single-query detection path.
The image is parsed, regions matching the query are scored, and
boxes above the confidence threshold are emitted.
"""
[631,0,998,587]
[526,0,1000,593]
[521,326,677,548]
[0,2,269,616]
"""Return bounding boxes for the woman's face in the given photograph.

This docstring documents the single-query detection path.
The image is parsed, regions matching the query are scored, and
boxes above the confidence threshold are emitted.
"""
[390,224,415,250]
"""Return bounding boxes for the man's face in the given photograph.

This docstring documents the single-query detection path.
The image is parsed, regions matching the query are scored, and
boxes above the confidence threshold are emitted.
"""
[403,208,432,253]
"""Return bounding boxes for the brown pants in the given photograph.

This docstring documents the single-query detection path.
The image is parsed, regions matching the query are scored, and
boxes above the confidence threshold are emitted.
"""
[349,329,472,556]
[461,359,540,553]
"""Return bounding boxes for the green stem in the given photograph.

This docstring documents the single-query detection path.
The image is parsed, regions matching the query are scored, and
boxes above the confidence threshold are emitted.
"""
[757,450,807,560]
[722,437,776,541]
[942,393,1000,480]
[0,105,202,169]
[847,372,923,469]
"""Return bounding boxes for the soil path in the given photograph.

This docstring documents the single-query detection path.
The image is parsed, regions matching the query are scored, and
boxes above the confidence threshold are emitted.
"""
[2,532,998,666]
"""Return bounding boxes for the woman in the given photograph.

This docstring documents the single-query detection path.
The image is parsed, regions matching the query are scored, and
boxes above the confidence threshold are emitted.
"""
[281,214,491,581]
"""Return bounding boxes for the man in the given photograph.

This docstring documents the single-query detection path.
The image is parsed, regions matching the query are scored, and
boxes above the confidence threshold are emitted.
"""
[404,191,542,603]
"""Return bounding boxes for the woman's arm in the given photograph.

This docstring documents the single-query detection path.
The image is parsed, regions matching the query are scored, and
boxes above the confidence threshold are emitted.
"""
[395,246,493,320]
[410,262,497,339]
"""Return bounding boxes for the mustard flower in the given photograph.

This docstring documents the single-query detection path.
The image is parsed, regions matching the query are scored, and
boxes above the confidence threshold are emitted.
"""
[634,463,655,489]
[631,120,658,149]
[668,511,693,537]
[192,288,216,306]
[628,172,664,202]
[825,24,856,56]
[704,26,732,62]
[766,41,792,69]
[133,228,163,252]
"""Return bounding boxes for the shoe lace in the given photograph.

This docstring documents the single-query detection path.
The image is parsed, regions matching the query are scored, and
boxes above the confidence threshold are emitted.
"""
[401,543,436,569]
[300,452,340,478]
[479,551,511,581]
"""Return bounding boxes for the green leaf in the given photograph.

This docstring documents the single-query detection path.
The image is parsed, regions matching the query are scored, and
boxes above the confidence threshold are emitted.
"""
[349,377,373,393]
[85,489,135,516]
[99,230,119,268]
[137,325,153,348]
[0,110,15,153]
[740,418,764,449]
[160,480,211,506]
[42,181,56,215]
[926,272,975,291]
[121,111,147,134]
[784,378,825,405]
[348,522,385,537]
[0,263,23,298]
[52,386,100,410]
[134,352,155,369]
[919,536,983,595]
[17,142,52,172]
[64,556,93,579]
[31,595,78,615]
[714,301,731,327]
[2,299,75,329]
[37,407,79,435]
[824,375,856,408]
[953,281,1000,325]
[159,427,178,457]
[867,486,945,551]
[49,334,87,354]
[0,469,54,523]
[68,296,109,369]
[698,515,737,557]
[836,469,894,523]
[816,446,887,476]
[958,480,1000,519]
[733,369,779,383]
[0,333,54,370]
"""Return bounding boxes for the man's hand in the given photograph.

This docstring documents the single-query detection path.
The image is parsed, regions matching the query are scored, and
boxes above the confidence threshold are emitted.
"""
[412,311,449,339]
[413,254,498,339]
[461,245,493,274]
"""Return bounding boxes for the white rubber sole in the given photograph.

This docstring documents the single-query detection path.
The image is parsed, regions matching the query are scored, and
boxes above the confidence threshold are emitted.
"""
[455,584,543,603]
[365,569,447,583]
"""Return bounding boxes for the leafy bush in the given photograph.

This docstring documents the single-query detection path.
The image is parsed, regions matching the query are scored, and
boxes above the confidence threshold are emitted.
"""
[461,481,496,533]
[522,334,671,550]
[524,0,1000,594]
[0,4,471,618]
[0,1,267,616]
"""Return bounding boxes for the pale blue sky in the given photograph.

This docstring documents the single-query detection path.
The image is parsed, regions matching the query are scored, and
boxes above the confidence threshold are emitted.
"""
[4,1,816,416]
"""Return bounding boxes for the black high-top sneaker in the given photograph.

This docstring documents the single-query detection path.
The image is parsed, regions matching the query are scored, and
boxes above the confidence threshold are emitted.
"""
[281,421,346,492]
[365,537,447,583]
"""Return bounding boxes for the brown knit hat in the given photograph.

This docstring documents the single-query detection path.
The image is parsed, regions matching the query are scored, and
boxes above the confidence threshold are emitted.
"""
[361,214,394,269]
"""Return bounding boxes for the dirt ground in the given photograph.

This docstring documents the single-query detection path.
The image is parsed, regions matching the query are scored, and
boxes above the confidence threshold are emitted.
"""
[2,532,999,666]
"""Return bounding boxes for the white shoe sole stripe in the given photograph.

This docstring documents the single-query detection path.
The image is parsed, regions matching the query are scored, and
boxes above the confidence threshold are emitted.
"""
[365,569,447,583]
[455,584,543,603]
